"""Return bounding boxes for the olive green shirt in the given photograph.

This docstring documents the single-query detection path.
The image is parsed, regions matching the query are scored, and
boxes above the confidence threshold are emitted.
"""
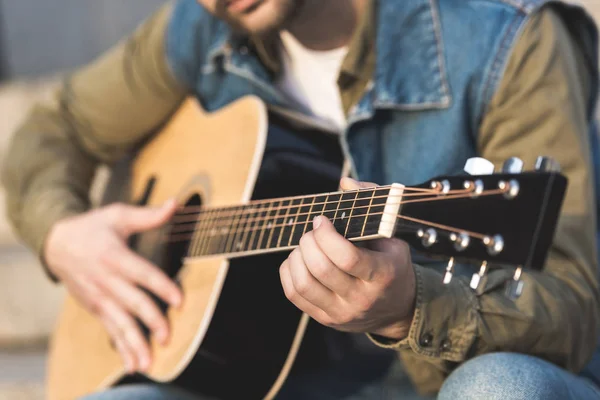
[2,1,599,394]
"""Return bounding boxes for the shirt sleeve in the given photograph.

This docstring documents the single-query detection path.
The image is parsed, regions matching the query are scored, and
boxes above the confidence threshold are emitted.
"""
[368,6,600,394]
[0,1,188,280]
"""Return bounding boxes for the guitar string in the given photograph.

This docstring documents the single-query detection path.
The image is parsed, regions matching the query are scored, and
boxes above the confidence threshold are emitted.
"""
[169,188,506,235]
[162,189,504,247]
[169,189,469,225]
[169,185,489,228]
[173,185,442,215]
[167,214,491,260]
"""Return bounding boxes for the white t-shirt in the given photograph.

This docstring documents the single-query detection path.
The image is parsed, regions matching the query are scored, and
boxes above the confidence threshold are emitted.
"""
[276,30,349,133]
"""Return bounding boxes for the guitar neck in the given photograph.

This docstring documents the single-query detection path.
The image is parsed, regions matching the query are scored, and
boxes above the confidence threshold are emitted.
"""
[180,185,405,260]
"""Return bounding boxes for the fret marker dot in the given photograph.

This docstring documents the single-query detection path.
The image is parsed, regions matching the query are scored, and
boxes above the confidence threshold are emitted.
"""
[342,212,346,219]
[267,222,273,229]
[288,218,294,225]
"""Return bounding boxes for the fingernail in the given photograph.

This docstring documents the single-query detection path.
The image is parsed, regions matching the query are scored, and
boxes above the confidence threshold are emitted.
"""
[313,216,324,230]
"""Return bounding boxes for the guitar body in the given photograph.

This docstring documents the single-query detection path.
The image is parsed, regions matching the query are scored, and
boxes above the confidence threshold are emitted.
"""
[47,96,345,400]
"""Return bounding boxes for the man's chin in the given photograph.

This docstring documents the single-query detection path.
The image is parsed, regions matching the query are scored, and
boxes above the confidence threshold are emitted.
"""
[219,0,300,36]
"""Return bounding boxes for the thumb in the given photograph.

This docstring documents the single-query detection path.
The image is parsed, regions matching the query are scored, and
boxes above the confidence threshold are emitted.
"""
[340,177,378,191]
[114,199,177,236]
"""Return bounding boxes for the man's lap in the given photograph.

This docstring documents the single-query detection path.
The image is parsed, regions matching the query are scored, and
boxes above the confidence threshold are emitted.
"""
[80,352,600,400]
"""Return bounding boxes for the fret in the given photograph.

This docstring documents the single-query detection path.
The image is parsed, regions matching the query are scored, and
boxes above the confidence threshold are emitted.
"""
[361,190,377,236]
[232,205,253,253]
[275,199,293,248]
[257,201,277,250]
[301,196,317,235]
[322,192,341,224]
[248,202,270,252]
[213,210,231,255]
[223,206,243,254]
[187,210,206,257]
[307,194,328,232]
[283,198,304,247]
[193,208,212,256]
[290,196,316,246]
[364,188,392,237]
[334,191,359,237]
[344,190,361,237]
[241,204,261,252]
[346,189,377,240]
[263,200,283,250]
[201,208,221,256]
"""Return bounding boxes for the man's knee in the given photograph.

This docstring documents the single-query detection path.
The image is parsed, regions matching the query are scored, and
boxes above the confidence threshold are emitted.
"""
[438,353,570,400]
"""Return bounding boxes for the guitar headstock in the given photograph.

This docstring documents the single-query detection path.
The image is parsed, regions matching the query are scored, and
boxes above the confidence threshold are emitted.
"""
[394,156,567,297]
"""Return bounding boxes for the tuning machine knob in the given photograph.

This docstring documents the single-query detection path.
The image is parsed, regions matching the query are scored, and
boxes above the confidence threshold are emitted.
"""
[470,261,488,293]
[464,157,495,175]
[450,232,470,251]
[506,267,525,299]
[502,157,524,174]
[417,228,437,247]
[535,156,561,172]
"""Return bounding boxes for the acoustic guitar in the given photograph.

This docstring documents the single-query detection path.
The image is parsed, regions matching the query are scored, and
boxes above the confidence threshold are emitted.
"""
[46,95,567,400]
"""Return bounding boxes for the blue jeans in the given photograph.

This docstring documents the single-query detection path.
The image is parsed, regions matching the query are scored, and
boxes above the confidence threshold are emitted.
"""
[81,353,600,399]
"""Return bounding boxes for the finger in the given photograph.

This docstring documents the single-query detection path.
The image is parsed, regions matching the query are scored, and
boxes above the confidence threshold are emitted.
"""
[279,259,331,325]
[287,248,338,311]
[100,274,169,345]
[340,177,378,191]
[101,314,136,373]
[101,297,152,372]
[68,276,138,372]
[112,246,182,308]
[299,231,356,298]
[312,216,374,281]
[111,198,177,237]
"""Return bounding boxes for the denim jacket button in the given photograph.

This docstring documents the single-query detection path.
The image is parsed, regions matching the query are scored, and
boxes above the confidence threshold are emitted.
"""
[419,333,433,347]
[441,339,452,351]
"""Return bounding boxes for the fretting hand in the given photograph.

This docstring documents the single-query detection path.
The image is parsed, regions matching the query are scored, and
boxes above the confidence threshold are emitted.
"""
[279,178,416,340]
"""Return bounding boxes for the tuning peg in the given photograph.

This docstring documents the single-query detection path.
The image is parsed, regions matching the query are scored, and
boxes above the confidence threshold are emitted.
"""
[470,261,488,292]
[483,234,504,255]
[464,157,495,175]
[417,228,437,247]
[443,257,455,284]
[505,267,525,299]
[502,157,524,174]
[449,232,470,251]
[535,156,561,172]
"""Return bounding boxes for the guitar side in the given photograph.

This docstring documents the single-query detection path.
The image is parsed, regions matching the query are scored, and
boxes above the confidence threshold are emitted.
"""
[46,96,309,400]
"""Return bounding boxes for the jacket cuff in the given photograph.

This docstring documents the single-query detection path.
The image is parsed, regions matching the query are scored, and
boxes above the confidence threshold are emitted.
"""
[21,189,88,283]
[367,263,479,362]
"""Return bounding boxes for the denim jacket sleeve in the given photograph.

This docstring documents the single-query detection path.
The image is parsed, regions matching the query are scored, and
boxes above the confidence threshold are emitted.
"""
[0,2,187,279]
[368,7,600,394]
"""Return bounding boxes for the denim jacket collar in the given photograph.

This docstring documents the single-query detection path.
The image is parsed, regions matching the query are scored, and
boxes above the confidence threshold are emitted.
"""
[199,0,452,111]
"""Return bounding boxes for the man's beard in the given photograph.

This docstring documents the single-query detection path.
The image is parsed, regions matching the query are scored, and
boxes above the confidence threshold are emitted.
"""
[214,0,305,36]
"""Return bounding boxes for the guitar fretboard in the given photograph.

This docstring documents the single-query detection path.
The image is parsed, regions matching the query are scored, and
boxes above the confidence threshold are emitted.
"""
[182,187,394,258]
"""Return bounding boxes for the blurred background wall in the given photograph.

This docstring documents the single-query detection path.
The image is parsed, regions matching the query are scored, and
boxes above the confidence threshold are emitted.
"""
[0,1,599,400]
[0,2,163,399]
[0,0,164,80]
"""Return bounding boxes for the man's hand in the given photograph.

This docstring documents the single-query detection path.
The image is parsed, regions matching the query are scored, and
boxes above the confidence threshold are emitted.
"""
[279,178,416,340]
[44,200,183,373]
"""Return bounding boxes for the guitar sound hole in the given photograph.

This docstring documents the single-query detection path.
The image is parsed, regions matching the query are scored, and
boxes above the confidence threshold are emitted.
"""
[163,193,203,280]
[129,192,203,342]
